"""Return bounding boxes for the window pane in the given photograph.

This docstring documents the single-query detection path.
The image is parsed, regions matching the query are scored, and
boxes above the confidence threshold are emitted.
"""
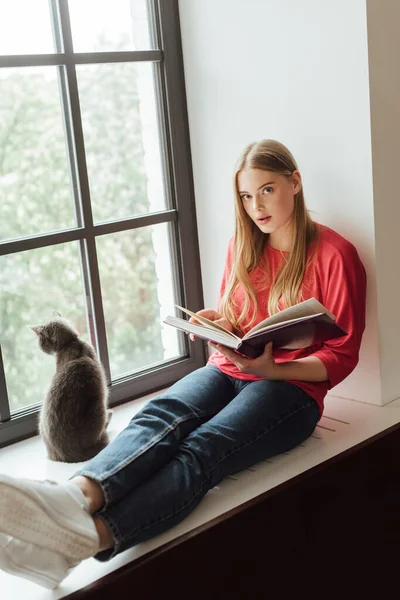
[77,62,167,223]
[96,223,180,380]
[0,0,54,55]
[69,0,154,52]
[0,67,76,242]
[0,242,88,413]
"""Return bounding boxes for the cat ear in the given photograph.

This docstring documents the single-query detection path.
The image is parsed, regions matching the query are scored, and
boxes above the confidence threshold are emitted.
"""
[27,325,42,335]
[52,310,62,318]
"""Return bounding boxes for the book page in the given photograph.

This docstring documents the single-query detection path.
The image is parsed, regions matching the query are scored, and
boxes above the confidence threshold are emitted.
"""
[245,297,336,337]
[175,305,241,340]
[163,316,240,348]
[243,313,324,340]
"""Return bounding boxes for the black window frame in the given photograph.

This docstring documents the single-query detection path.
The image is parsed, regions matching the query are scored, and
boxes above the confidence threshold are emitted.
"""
[0,0,206,448]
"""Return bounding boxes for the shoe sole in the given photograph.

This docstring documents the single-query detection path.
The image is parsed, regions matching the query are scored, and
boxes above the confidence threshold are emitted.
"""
[0,481,97,562]
[0,544,61,589]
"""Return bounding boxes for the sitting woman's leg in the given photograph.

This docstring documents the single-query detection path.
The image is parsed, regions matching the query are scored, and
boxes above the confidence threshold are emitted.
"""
[71,365,235,509]
[70,476,113,551]
[0,375,319,586]
[0,366,235,587]
[90,379,320,561]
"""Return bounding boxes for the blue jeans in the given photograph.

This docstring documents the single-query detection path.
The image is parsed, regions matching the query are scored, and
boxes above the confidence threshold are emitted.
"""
[74,365,320,561]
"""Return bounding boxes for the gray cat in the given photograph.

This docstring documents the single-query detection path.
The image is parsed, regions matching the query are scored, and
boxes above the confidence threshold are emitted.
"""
[30,312,112,463]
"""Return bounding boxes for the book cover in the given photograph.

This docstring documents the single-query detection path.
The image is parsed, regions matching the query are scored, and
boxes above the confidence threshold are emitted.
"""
[236,313,347,358]
[163,299,347,359]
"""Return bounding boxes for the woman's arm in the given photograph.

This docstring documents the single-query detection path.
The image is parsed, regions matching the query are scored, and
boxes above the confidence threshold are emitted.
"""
[272,355,328,381]
[211,237,366,386]
[209,342,328,381]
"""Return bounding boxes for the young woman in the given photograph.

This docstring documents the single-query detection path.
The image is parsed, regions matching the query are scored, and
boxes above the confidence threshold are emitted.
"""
[0,140,366,589]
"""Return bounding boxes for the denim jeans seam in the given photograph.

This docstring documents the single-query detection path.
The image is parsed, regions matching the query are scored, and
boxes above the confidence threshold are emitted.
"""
[117,478,210,547]
[98,479,112,510]
[93,512,122,559]
[80,413,203,485]
[117,400,317,545]
[209,399,317,472]
[173,397,215,421]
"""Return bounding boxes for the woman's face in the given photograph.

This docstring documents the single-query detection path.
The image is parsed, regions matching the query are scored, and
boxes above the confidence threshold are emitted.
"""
[237,168,301,251]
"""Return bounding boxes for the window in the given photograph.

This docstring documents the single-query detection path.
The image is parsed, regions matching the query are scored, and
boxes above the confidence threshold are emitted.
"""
[0,0,206,447]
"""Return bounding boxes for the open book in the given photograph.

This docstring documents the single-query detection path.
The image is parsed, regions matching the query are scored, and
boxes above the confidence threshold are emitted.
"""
[163,298,347,359]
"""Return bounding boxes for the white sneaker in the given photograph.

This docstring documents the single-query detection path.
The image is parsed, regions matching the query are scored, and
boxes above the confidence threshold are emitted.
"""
[0,475,100,563]
[0,532,73,589]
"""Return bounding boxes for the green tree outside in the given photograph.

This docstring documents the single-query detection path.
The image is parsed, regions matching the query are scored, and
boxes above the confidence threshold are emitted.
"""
[0,60,166,412]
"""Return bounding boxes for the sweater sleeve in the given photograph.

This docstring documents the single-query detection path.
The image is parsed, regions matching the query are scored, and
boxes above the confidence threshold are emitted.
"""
[311,243,366,388]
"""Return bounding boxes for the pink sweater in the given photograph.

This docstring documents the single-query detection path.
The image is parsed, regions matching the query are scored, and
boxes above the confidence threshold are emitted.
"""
[208,224,367,415]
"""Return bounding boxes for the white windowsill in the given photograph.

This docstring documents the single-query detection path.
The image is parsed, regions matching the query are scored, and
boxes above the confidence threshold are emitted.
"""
[1,389,400,599]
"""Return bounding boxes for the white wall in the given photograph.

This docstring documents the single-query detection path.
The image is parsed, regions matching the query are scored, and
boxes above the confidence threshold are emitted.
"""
[366,0,400,404]
[178,0,388,405]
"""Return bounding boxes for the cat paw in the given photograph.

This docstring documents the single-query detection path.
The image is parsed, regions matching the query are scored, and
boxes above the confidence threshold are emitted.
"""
[106,409,113,427]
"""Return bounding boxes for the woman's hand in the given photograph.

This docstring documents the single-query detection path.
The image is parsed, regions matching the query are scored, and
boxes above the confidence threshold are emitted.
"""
[189,309,234,341]
[209,341,279,379]
[209,342,329,382]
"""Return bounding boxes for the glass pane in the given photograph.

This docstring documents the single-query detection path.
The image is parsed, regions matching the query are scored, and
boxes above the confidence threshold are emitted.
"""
[96,223,180,380]
[0,242,89,413]
[0,67,76,242]
[77,62,166,223]
[0,0,55,55]
[69,0,153,52]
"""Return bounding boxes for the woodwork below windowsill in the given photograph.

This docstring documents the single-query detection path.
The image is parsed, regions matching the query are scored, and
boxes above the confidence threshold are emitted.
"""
[1,392,400,599]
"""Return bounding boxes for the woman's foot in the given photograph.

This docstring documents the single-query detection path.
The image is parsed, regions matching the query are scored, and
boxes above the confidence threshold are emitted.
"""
[0,533,74,589]
[0,474,101,587]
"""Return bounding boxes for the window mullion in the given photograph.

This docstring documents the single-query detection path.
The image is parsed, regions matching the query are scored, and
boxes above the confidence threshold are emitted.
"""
[50,0,111,383]
[0,0,207,448]
[0,229,85,257]
[0,51,162,69]
[155,1,206,317]
[0,346,11,423]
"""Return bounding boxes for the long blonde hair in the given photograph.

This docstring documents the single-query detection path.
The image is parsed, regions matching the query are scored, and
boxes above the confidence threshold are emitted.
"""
[220,139,318,330]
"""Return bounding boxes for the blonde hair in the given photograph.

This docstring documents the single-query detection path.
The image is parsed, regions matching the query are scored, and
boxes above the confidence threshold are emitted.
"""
[220,139,318,330]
